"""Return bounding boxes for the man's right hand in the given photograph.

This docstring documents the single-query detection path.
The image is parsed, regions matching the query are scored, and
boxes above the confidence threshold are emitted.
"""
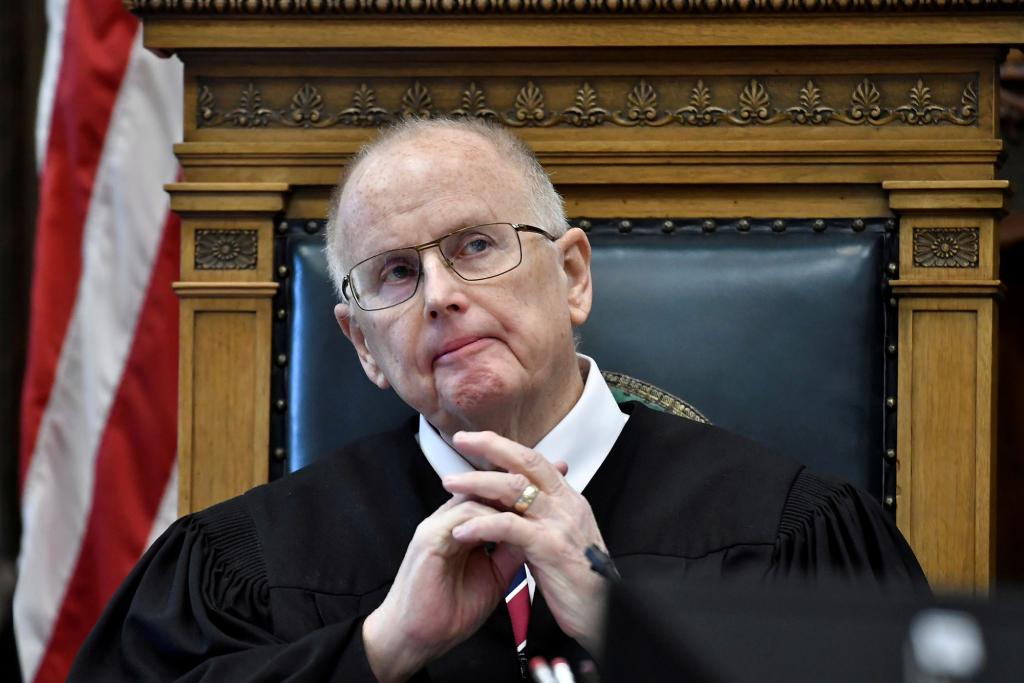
[360,495,522,683]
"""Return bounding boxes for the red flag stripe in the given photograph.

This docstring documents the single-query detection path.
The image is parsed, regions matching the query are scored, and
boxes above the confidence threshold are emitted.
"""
[16,3,183,678]
[19,0,138,488]
[33,212,180,683]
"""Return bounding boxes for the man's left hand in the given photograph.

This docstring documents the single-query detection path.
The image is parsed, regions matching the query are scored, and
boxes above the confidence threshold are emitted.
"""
[440,430,609,655]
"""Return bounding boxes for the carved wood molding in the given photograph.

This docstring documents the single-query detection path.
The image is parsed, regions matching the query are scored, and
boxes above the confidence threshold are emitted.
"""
[173,282,280,297]
[912,227,980,268]
[196,76,979,130]
[126,0,1024,15]
[195,229,260,269]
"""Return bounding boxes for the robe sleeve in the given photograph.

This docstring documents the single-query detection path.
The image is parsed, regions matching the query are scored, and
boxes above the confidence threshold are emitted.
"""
[68,503,385,682]
[768,469,928,590]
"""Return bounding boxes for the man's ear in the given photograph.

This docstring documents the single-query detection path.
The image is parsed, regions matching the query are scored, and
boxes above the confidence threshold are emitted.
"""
[559,227,593,327]
[334,303,391,389]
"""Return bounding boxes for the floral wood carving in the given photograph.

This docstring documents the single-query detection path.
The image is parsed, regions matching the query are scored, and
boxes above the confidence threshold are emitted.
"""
[337,83,390,127]
[787,80,834,124]
[195,230,259,270]
[612,80,672,127]
[895,79,946,125]
[506,81,558,127]
[949,80,978,125]
[400,81,434,119]
[228,82,273,128]
[197,85,224,126]
[673,79,727,126]
[912,228,980,268]
[127,0,1024,15]
[283,83,326,127]
[452,82,499,120]
[195,77,981,129]
[562,82,608,127]
[832,78,894,125]
[729,79,788,125]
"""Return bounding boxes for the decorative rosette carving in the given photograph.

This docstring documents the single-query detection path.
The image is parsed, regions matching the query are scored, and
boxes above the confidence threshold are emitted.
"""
[912,228,980,268]
[195,230,259,270]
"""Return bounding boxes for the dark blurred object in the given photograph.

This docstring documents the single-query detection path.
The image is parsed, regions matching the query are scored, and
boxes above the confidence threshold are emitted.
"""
[1001,49,1024,145]
[1,0,44,680]
[996,239,1024,585]
[997,48,1024,585]
[604,580,1024,682]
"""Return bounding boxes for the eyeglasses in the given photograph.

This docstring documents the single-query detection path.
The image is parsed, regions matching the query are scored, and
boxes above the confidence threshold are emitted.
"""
[341,222,558,311]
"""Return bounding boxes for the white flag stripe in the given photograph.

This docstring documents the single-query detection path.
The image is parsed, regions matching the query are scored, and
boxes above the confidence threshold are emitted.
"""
[34,0,70,168]
[14,34,182,681]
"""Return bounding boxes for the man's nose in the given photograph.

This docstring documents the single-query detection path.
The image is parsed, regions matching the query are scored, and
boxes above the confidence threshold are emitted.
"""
[419,248,468,320]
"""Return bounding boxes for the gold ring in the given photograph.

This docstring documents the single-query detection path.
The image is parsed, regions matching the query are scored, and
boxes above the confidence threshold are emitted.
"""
[513,484,540,514]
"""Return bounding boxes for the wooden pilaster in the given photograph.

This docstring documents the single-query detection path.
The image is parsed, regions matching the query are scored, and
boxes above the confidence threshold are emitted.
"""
[169,182,289,515]
[886,180,1009,590]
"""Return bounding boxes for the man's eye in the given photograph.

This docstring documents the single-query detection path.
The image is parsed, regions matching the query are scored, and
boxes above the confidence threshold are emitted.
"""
[456,234,494,257]
[380,261,417,283]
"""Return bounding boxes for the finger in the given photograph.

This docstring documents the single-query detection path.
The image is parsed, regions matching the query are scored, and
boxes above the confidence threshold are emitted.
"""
[450,510,540,550]
[553,460,569,476]
[452,431,563,493]
[418,498,502,551]
[435,491,470,512]
[432,498,500,527]
[441,470,526,507]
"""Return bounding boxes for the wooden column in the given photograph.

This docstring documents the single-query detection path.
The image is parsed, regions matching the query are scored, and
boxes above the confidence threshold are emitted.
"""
[886,180,1008,591]
[169,182,288,515]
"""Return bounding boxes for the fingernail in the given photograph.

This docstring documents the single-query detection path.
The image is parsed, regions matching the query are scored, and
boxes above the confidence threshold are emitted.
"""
[452,524,467,539]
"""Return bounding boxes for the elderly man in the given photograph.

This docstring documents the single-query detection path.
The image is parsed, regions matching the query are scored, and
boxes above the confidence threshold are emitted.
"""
[70,119,924,682]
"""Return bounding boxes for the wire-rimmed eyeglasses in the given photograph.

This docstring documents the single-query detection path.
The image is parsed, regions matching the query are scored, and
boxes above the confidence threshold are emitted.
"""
[341,222,557,311]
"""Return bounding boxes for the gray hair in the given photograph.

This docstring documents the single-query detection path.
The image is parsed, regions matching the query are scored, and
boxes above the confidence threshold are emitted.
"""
[325,117,569,300]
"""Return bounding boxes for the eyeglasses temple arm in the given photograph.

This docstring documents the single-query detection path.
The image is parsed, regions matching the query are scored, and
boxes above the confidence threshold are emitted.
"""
[514,224,558,241]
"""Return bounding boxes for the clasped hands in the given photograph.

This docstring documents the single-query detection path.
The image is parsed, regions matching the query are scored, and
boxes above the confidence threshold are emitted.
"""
[362,431,610,683]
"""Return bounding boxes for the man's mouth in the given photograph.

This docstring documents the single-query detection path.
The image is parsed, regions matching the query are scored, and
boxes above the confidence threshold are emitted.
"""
[433,337,493,365]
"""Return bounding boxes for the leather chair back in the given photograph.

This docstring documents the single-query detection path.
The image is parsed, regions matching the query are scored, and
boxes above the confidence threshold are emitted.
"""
[275,217,896,498]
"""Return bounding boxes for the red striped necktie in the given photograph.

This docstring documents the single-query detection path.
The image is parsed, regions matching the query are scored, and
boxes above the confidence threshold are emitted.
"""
[505,565,531,656]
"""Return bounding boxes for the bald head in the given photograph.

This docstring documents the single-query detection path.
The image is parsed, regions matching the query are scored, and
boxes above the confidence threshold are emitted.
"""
[325,118,568,298]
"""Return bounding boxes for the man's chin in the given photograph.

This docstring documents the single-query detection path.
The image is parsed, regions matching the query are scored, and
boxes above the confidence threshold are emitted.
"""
[435,372,514,425]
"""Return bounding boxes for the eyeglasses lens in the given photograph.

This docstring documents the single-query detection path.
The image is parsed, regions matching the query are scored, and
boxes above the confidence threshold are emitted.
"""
[440,223,521,279]
[350,223,524,310]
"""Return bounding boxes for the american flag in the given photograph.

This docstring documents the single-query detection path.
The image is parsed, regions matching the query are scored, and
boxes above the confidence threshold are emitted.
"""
[15,1,183,680]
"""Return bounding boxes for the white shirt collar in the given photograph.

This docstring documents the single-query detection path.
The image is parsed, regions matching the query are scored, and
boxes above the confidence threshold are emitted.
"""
[417,354,629,494]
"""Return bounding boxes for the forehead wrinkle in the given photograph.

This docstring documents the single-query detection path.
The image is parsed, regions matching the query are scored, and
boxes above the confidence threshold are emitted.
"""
[339,132,529,264]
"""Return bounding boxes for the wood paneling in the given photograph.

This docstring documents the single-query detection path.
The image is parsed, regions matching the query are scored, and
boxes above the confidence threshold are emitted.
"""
[178,300,274,514]
[903,309,979,586]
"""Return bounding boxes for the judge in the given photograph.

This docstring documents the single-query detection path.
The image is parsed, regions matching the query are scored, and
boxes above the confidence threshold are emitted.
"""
[70,118,925,682]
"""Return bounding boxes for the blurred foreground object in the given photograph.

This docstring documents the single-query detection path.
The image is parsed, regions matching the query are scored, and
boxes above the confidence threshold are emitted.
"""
[604,580,1024,682]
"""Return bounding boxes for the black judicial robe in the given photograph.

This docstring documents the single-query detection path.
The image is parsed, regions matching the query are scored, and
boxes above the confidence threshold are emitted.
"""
[69,403,925,682]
